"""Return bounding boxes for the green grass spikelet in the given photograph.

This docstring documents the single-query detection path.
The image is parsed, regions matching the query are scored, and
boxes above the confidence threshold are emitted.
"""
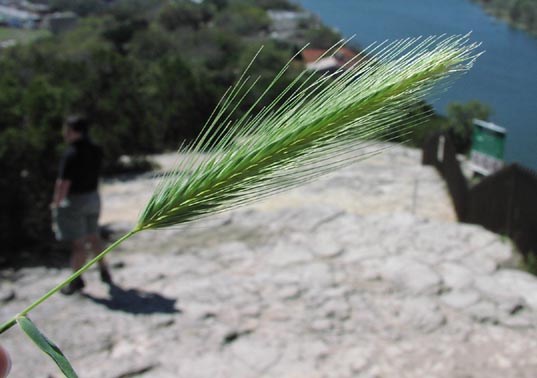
[137,34,481,231]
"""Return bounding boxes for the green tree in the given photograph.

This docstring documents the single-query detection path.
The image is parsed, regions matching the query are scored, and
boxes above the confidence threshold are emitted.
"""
[235,41,299,112]
[0,61,23,133]
[158,1,207,31]
[205,0,228,11]
[302,25,342,49]
[127,26,177,62]
[473,0,537,35]
[75,47,157,161]
[445,100,491,154]
[0,76,66,254]
[213,3,270,35]
[145,55,216,149]
[101,17,149,54]
[0,0,342,260]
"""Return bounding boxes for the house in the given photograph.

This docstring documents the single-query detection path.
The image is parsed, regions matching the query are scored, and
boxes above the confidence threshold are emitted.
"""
[19,0,50,15]
[300,47,365,74]
[0,4,40,28]
[268,10,318,40]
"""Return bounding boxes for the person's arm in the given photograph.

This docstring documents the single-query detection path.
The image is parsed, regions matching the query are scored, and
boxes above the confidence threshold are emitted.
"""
[53,147,75,208]
[51,179,71,208]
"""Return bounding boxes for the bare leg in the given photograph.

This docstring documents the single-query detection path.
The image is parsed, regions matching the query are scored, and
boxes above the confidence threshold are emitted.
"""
[86,233,112,284]
[85,233,105,267]
[71,238,87,272]
[61,238,87,295]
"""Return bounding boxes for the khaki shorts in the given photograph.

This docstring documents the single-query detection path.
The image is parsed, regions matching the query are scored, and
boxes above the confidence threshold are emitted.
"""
[52,192,101,242]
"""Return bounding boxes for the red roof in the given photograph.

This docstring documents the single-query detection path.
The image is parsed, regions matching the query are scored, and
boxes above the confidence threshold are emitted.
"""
[301,47,363,66]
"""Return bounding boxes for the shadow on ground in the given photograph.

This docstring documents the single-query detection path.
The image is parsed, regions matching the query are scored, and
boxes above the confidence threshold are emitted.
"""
[83,282,181,315]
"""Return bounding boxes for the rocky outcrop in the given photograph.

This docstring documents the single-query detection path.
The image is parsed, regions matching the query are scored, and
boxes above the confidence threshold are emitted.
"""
[1,145,536,378]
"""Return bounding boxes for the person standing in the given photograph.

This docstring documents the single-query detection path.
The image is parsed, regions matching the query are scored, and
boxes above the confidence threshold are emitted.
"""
[51,115,112,295]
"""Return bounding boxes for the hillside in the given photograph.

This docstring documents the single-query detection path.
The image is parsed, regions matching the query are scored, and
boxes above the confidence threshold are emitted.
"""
[0,0,368,254]
[2,144,537,378]
[473,0,537,35]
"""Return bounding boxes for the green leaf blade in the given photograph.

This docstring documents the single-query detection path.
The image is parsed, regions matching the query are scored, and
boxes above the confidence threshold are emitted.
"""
[16,316,78,378]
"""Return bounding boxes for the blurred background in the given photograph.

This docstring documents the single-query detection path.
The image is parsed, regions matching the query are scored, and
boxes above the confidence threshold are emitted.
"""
[1,1,537,377]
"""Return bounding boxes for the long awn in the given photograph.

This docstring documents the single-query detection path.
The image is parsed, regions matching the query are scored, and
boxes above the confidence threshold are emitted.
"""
[0,34,481,377]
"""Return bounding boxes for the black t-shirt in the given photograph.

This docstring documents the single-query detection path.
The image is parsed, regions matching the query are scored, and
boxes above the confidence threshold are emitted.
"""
[58,138,103,194]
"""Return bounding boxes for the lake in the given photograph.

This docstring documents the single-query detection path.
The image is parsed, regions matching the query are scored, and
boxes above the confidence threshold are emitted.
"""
[296,0,537,170]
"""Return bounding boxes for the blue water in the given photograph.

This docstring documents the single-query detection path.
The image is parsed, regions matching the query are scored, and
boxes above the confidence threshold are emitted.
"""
[296,0,537,169]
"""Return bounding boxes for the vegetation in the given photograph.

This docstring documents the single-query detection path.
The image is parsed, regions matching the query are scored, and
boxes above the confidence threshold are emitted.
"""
[473,0,537,35]
[0,0,483,261]
[0,35,481,377]
[0,27,50,44]
[444,100,492,154]
[521,250,537,276]
[0,0,310,257]
[377,98,492,155]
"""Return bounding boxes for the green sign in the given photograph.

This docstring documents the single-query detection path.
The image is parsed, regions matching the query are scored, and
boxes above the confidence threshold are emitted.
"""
[470,119,506,175]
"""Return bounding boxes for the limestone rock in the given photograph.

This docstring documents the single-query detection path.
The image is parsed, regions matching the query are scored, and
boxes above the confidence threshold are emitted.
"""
[2,145,536,378]
[380,256,442,295]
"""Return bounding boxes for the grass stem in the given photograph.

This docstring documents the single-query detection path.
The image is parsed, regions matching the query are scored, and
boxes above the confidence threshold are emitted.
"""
[0,229,139,334]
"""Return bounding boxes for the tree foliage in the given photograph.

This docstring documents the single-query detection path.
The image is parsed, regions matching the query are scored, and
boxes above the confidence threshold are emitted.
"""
[0,0,305,257]
[158,1,209,31]
[473,0,537,35]
[0,0,472,261]
[301,25,342,49]
[445,100,491,154]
